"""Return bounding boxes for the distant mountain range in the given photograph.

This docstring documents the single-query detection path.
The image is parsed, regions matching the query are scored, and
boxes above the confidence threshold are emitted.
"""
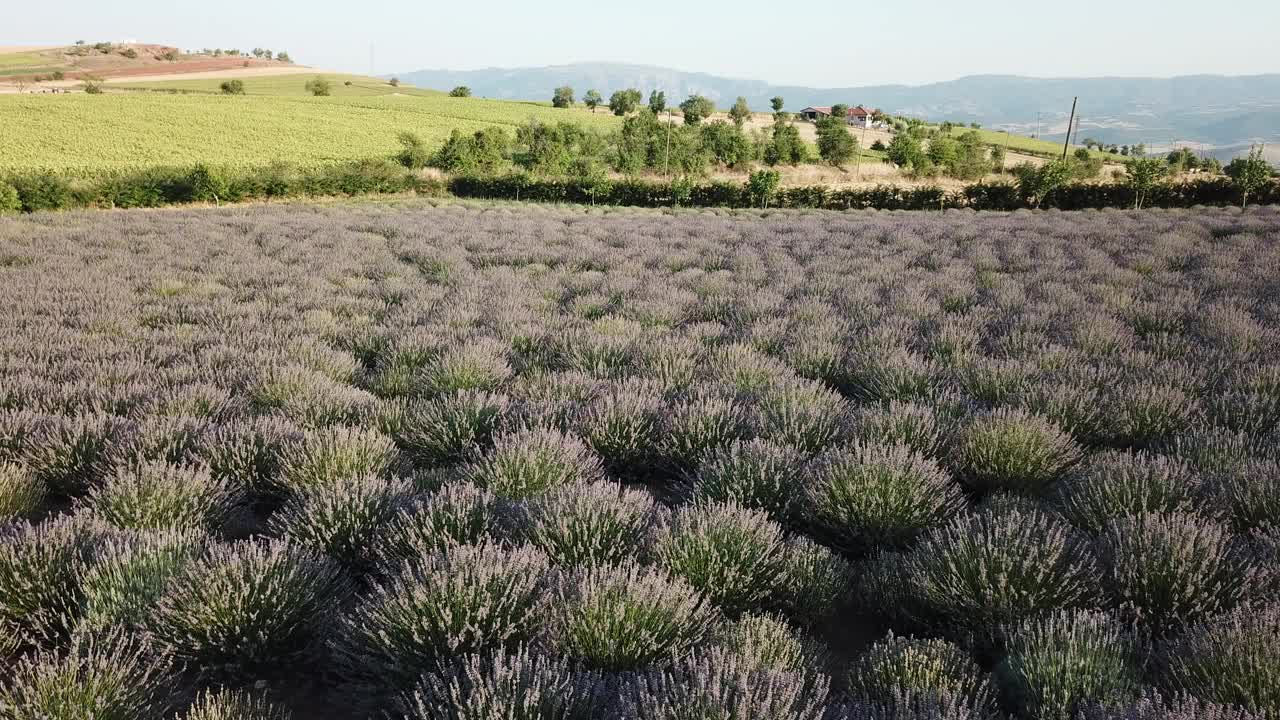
[397,63,1280,158]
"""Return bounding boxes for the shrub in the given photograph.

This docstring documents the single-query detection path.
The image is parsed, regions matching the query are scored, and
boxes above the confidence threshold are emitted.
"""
[890,508,1099,636]
[1053,451,1201,534]
[276,426,400,496]
[397,648,606,720]
[0,516,100,648]
[854,400,951,460]
[1213,459,1280,531]
[197,417,301,499]
[1160,604,1280,715]
[465,426,604,500]
[449,86,472,97]
[397,131,431,169]
[420,341,513,395]
[717,613,827,673]
[848,633,998,716]
[551,562,716,671]
[79,528,205,632]
[269,474,412,571]
[8,170,74,211]
[681,438,805,522]
[150,539,346,673]
[662,393,750,470]
[1075,690,1269,720]
[616,648,830,720]
[997,610,1140,720]
[219,79,245,95]
[514,480,658,567]
[374,482,498,571]
[0,182,20,215]
[0,461,45,520]
[1099,512,1251,627]
[83,460,240,531]
[180,689,292,720]
[654,501,787,615]
[834,691,994,720]
[23,413,130,496]
[840,341,938,402]
[803,442,966,552]
[0,630,174,720]
[754,380,850,454]
[775,536,853,627]
[1103,384,1198,448]
[305,76,332,96]
[952,408,1082,496]
[335,543,549,689]
[578,381,664,470]
[395,390,510,463]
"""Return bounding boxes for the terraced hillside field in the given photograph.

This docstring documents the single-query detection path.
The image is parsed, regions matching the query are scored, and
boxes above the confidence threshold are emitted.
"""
[1,202,1279,719]
[0,92,618,173]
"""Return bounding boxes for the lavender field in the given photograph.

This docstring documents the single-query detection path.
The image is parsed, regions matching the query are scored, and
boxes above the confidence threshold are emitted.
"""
[2,202,1280,719]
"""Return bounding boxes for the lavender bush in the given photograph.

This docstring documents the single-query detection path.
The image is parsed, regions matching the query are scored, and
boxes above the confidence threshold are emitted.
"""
[398,647,605,720]
[335,543,549,688]
[551,561,716,671]
[149,539,347,673]
[803,442,966,552]
[997,610,1140,720]
[653,501,787,615]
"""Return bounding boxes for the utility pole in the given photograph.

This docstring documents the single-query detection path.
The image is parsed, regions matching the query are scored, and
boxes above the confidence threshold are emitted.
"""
[1035,112,1041,139]
[1002,130,1011,174]
[1061,97,1078,162]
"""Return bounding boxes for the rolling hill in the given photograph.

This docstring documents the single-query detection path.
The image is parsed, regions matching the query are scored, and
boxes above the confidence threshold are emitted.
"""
[397,64,1280,155]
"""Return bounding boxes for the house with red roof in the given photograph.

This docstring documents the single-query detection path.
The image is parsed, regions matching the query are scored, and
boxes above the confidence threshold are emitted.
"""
[799,105,875,128]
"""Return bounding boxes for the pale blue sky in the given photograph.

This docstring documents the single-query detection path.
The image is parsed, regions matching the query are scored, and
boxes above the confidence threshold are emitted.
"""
[4,0,1276,86]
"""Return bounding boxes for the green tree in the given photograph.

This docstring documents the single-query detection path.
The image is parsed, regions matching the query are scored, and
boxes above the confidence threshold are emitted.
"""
[927,135,960,172]
[728,97,752,128]
[816,114,857,167]
[886,133,926,171]
[449,86,472,98]
[770,96,785,113]
[1225,146,1274,208]
[220,79,245,95]
[990,144,1006,173]
[700,121,753,169]
[1124,157,1167,209]
[1167,147,1198,173]
[389,78,400,87]
[763,121,805,166]
[396,132,431,169]
[584,90,603,113]
[609,89,643,116]
[951,131,992,180]
[747,169,781,208]
[277,52,292,63]
[1016,160,1071,208]
[648,90,667,114]
[432,128,512,174]
[680,95,716,125]
[552,86,575,108]
[305,77,332,97]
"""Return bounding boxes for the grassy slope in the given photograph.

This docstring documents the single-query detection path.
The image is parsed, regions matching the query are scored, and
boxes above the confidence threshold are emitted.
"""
[0,81,620,172]
[113,72,440,98]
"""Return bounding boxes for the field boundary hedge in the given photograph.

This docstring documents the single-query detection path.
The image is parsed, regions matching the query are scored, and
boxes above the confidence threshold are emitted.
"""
[1,162,1276,214]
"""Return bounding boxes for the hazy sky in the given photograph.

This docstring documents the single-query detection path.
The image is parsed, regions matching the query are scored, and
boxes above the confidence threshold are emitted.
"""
[5,0,1278,86]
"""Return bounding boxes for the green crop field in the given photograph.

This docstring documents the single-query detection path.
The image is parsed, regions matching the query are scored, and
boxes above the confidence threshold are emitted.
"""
[943,125,1124,162]
[0,51,47,69]
[113,72,441,98]
[0,89,621,172]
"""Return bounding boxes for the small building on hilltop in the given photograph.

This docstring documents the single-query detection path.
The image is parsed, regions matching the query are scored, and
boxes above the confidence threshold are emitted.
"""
[799,105,875,128]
